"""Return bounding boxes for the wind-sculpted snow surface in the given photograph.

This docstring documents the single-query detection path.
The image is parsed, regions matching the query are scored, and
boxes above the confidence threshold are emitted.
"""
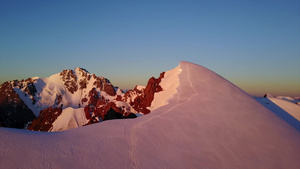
[1,61,300,169]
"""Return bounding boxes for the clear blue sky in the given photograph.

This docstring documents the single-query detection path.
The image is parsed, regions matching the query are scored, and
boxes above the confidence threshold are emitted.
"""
[0,0,299,96]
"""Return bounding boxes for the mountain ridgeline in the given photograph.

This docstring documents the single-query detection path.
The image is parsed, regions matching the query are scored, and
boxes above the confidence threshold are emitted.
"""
[0,67,165,131]
[1,62,299,169]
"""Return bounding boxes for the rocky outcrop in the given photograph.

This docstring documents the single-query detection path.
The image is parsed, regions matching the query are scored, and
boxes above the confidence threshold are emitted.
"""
[77,71,165,126]
[55,94,62,107]
[88,88,100,107]
[82,71,165,123]
[0,67,165,131]
[93,76,116,96]
[60,67,116,96]
[60,69,78,94]
[27,107,62,131]
[84,89,137,125]
[125,72,165,114]
[264,93,274,98]
[0,81,36,129]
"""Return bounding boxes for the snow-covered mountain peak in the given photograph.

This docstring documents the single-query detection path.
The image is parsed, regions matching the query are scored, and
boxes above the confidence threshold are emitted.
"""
[1,65,173,131]
[2,61,299,134]
[74,67,90,73]
[1,61,300,169]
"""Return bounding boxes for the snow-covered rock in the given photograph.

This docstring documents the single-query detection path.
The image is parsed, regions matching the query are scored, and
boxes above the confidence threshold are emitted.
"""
[0,67,167,131]
[148,64,181,111]
[1,61,299,169]
[0,80,36,128]
[0,68,119,130]
[263,93,275,98]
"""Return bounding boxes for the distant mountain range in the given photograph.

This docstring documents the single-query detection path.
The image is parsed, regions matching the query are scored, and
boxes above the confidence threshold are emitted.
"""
[0,63,299,132]
[0,67,166,131]
[1,61,299,169]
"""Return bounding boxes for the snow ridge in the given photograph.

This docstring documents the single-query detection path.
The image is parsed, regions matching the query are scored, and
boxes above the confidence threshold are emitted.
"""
[2,65,178,131]
[1,61,300,169]
[149,64,182,111]
[186,62,199,100]
[128,61,300,168]
[129,62,199,168]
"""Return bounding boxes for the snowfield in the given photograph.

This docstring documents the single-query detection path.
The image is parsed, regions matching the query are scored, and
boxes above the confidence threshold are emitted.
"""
[1,61,300,169]
[268,97,300,121]
[256,95,300,131]
[51,107,89,131]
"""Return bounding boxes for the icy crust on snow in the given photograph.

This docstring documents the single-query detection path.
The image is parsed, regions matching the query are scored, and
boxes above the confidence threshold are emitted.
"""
[148,64,182,111]
[1,61,300,169]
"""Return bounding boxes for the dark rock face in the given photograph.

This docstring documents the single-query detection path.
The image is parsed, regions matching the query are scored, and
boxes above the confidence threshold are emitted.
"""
[55,94,62,107]
[88,88,99,107]
[122,113,137,119]
[80,70,165,125]
[83,90,138,125]
[264,93,274,98]
[125,72,165,114]
[79,79,87,90]
[0,81,36,129]
[104,108,123,120]
[60,69,78,94]
[60,67,116,96]
[0,67,165,131]
[93,77,116,96]
[27,107,62,131]
[84,99,122,124]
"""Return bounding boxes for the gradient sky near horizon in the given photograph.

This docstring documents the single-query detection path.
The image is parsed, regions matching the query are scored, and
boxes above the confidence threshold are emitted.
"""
[0,0,299,96]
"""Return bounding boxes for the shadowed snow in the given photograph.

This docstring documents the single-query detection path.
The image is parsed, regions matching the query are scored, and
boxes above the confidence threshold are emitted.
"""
[256,96,300,131]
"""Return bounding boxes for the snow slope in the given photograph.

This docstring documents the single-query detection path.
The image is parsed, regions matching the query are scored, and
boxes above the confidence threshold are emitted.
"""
[148,64,182,111]
[51,107,89,131]
[268,98,300,121]
[256,96,300,131]
[1,61,300,169]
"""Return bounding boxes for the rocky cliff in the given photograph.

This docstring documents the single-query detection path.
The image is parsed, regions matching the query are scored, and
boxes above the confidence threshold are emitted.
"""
[0,67,165,131]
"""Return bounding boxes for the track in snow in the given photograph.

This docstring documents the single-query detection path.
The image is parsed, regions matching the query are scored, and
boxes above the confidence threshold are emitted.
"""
[128,63,199,168]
